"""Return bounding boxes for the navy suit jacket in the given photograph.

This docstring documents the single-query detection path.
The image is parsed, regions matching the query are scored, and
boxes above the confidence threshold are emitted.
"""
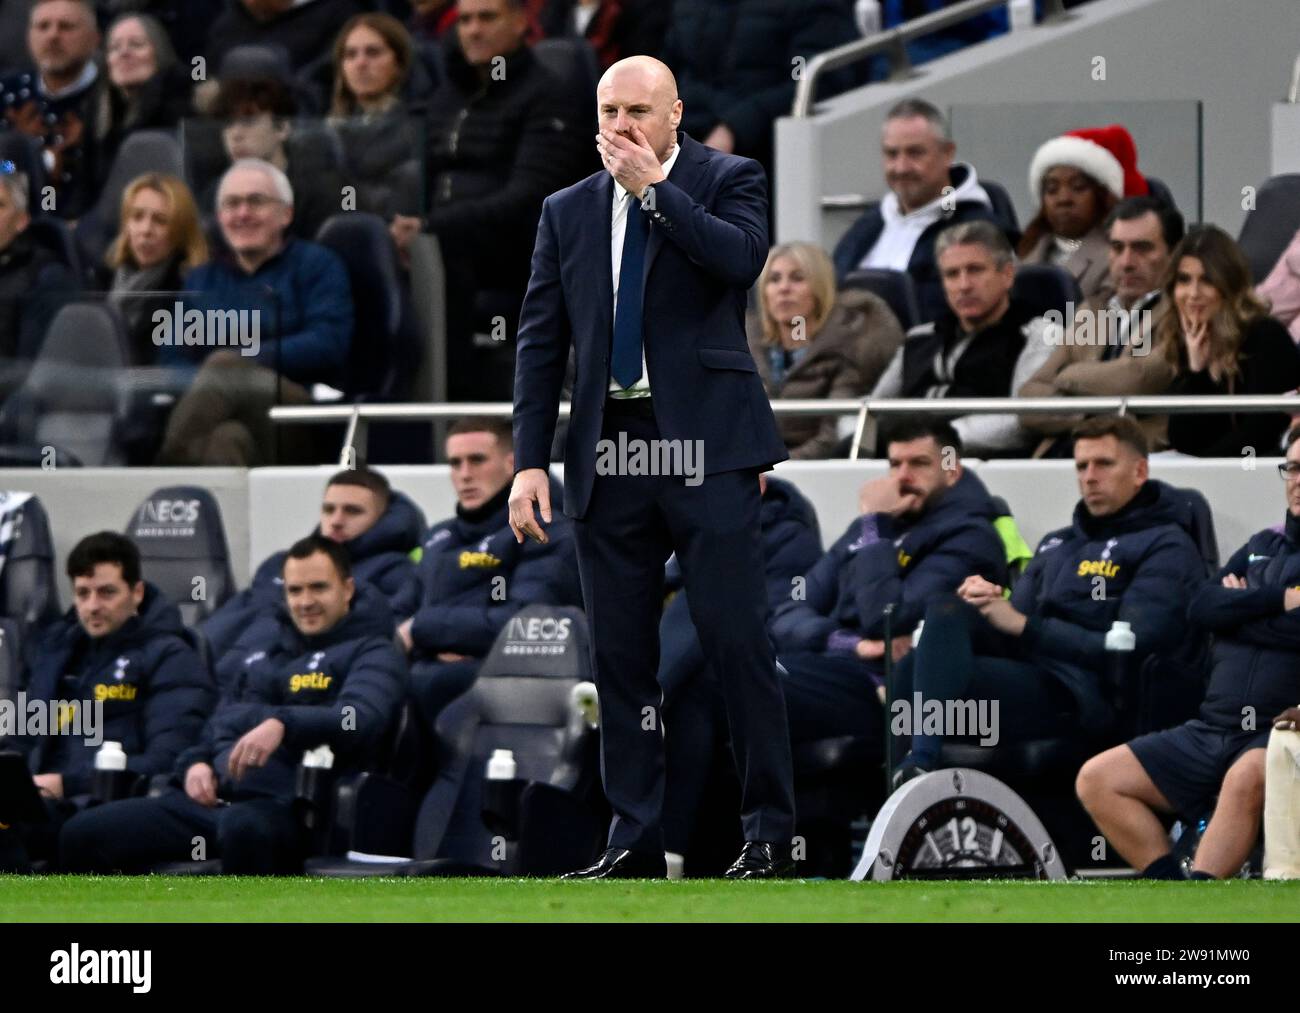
[512,131,788,519]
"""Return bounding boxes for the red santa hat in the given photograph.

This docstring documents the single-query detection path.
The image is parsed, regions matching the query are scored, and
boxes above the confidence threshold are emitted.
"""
[1028,124,1148,205]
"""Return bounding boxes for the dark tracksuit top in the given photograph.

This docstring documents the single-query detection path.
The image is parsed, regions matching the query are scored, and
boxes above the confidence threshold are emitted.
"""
[1010,479,1206,735]
[16,584,214,798]
[1187,511,1300,730]
[179,583,406,802]
[390,478,582,662]
[201,492,425,663]
[771,468,1008,654]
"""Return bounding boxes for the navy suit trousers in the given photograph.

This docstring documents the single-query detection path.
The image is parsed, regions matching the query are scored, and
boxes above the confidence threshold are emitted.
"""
[572,408,795,854]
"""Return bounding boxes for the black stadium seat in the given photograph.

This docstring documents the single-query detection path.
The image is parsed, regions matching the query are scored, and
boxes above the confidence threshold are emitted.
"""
[24,217,84,280]
[306,605,605,877]
[841,268,921,332]
[125,486,237,627]
[1012,263,1082,319]
[75,130,185,269]
[1238,173,1300,283]
[981,178,1021,245]
[531,38,600,111]
[315,212,417,401]
[0,302,131,466]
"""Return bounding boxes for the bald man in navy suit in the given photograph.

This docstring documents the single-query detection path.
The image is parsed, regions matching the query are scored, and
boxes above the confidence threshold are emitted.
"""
[509,56,796,879]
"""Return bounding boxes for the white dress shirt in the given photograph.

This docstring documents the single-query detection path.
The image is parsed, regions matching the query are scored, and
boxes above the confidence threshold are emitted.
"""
[608,142,681,399]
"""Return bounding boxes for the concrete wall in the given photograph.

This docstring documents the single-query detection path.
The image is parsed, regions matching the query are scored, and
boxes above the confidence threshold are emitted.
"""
[7,456,1289,609]
[776,0,1300,247]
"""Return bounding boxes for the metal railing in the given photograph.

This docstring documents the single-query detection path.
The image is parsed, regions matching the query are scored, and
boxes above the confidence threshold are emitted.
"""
[791,0,1071,118]
[270,394,1300,466]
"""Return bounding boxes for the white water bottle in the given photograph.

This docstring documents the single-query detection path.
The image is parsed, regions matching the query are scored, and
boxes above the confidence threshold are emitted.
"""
[92,741,129,803]
[302,744,334,770]
[569,681,600,729]
[95,741,126,771]
[1009,0,1035,32]
[855,0,882,37]
[1105,620,1136,699]
[487,748,516,781]
[1105,620,1136,653]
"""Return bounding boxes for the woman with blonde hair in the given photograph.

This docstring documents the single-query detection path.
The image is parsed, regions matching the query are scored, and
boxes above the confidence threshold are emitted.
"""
[1159,225,1300,457]
[103,173,208,364]
[327,13,422,218]
[747,242,904,458]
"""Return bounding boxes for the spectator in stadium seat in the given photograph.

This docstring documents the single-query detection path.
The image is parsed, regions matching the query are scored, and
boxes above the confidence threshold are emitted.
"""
[1077,426,1300,879]
[326,14,422,220]
[60,535,406,876]
[0,532,212,873]
[747,241,904,459]
[1019,125,1149,303]
[891,415,1206,786]
[770,417,1009,748]
[659,0,855,175]
[155,158,352,466]
[99,12,194,166]
[202,76,345,242]
[1258,226,1300,344]
[661,472,822,860]
[1018,196,1183,456]
[206,0,366,76]
[389,0,588,401]
[1158,225,1300,458]
[102,172,208,364]
[0,162,76,394]
[202,468,423,665]
[392,416,582,729]
[0,0,108,221]
[539,0,670,68]
[870,220,1054,457]
[832,99,1013,323]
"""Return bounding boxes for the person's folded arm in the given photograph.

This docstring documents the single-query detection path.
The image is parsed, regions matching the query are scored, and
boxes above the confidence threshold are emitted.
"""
[771,542,844,652]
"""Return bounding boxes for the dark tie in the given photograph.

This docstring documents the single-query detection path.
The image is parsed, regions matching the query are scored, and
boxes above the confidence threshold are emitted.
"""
[611,191,649,388]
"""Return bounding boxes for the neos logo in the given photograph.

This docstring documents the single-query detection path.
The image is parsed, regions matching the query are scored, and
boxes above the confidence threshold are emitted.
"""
[506,616,572,641]
[139,499,201,525]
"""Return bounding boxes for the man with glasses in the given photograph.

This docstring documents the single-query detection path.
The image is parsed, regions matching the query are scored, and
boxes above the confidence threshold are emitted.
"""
[155,158,352,465]
[1078,427,1300,879]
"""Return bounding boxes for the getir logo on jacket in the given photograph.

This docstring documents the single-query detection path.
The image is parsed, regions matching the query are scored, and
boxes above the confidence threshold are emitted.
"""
[289,672,332,692]
[1077,560,1121,578]
[459,550,502,569]
[94,683,138,702]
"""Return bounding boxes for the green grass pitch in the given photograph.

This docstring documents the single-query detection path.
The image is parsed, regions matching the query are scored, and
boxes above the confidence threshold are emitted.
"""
[2,876,1299,922]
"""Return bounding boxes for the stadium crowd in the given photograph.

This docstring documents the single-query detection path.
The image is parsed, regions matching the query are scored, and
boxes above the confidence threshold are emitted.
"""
[1,0,1299,881]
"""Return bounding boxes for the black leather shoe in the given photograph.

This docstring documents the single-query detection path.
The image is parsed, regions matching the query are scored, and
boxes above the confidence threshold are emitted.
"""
[724,841,796,880]
[561,848,667,880]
